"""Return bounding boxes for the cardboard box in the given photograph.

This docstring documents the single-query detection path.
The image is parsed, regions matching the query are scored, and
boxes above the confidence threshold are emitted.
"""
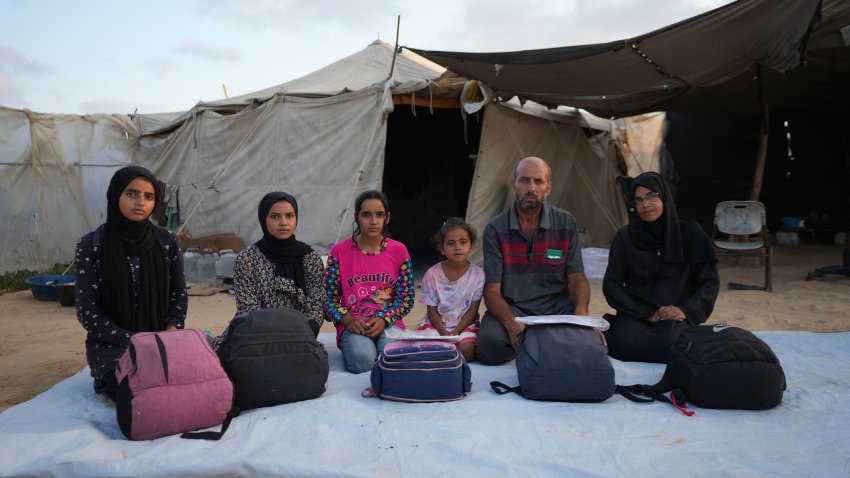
[180,233,246,253]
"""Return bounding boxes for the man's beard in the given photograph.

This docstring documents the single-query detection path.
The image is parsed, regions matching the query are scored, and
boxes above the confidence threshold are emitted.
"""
[516,191,543,211]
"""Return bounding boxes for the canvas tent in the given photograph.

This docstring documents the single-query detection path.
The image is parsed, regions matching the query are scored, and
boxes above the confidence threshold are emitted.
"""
[0,109,141,273]
[411,0,850,231]
[409,0,850,118]
[0,40,635,273]
[134,39,630,265]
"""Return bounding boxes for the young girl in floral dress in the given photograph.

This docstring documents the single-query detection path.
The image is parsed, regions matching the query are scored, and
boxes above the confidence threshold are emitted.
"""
[417,217,484,362]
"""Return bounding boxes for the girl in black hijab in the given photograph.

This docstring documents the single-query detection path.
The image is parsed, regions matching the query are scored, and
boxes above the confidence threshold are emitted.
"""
[602,172,719,363]
[253,192,314,293]
[75,166,187,397]
[213,192,326,342]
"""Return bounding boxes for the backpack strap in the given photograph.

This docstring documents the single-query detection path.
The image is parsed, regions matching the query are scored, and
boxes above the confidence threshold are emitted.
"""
[490,381,521,395]
[652,371,678,395]
[92,224,104,249]
[651,373,696,416]
[180,408,239,440]
[615,384,657,403]
[615,384,695,416]
[666,389,695,416]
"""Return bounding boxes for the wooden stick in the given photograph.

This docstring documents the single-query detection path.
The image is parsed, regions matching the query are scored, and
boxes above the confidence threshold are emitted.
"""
[749,64,768,202]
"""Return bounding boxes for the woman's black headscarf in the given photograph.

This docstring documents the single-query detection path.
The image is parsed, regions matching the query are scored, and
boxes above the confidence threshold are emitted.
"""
[100,166,169,332]
[254,192,313,291]
[628,172,715,264]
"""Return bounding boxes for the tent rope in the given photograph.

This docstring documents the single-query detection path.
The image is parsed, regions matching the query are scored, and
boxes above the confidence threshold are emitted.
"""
[192,108,199,149]
[612,119,647,174]
[334,80,394,242]
[176,95,281,235]
[135,105,203,234]
[427,82,434,115]
[545,117,621,235]
[150,109,196,173]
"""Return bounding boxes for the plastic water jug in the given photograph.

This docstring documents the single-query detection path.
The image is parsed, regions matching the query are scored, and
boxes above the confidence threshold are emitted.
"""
[198,250,219,284]
[215,249,236,285]
[183,249,200,283]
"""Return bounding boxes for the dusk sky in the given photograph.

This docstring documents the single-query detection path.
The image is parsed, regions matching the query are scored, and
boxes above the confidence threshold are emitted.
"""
[1,0,731,115]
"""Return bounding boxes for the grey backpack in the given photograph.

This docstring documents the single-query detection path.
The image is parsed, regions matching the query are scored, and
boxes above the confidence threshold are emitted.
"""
[491,324,615,402]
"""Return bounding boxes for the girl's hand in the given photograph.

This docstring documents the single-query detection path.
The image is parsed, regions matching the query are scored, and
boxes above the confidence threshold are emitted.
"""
[426,306,449,336]
[363,317,387,338]
[342,315,368,334]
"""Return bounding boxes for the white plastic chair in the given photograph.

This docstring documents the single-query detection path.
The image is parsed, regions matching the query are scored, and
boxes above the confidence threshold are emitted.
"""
[712,201,773,292]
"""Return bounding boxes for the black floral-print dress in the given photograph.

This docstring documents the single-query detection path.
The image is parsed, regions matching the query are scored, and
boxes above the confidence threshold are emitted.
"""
[74,224,187,393]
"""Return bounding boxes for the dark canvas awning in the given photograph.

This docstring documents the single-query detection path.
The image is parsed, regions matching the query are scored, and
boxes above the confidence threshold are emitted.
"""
[410,0,850,118]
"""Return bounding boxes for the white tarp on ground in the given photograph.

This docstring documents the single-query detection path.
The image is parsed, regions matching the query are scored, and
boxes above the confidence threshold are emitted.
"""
[1,331,848,477]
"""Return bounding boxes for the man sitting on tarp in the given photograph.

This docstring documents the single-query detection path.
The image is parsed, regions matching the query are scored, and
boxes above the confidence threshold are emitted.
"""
[478,156,590,365]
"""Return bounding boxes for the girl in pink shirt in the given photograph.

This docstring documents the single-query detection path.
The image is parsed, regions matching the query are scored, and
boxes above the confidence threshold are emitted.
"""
[324,190,414,373]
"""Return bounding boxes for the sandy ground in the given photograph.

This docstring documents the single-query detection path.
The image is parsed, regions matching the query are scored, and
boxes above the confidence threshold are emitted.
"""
[1,244,849,412]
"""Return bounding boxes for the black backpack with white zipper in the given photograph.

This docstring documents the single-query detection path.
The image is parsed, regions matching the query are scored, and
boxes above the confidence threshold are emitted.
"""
[618,324,786,412]
[217,307,329,411]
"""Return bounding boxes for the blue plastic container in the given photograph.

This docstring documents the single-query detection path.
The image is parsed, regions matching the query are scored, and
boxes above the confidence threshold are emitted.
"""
[25,275,75,301]
[780,216,803,229]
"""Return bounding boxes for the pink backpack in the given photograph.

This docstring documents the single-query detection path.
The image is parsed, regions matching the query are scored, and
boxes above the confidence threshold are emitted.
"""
[115,329,234,440]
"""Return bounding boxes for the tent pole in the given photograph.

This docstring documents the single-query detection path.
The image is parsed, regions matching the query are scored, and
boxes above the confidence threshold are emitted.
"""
[749,63,768,201]
[387,15,401,80]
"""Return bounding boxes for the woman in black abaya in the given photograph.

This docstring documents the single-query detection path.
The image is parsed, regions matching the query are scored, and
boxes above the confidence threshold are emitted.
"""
[74,166,187,398]
[602,172,719,363]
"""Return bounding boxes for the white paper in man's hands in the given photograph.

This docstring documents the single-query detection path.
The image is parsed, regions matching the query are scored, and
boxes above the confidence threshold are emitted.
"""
[385,328,461,343]
[516,315,610,331]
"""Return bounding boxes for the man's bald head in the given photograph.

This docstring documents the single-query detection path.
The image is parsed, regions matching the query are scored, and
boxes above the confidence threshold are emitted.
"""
[512,156,551,184]
[512,156,552,212]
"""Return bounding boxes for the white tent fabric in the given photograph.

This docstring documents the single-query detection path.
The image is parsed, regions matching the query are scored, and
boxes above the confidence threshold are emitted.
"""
[466,102,628,264]
[0,107,140,273]
[133,40,457,248]
[210,40,449,104]
[614,112,666,177]
[0,40,636,273]
[138,40,453,137]
[1,331,848,477]
[146,87,392,246]
[139,40,627,252]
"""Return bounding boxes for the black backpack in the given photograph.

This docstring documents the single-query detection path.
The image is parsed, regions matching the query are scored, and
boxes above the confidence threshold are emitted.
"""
[491,324,615,402]
[217,307,329,411]
[618,324,786,412]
